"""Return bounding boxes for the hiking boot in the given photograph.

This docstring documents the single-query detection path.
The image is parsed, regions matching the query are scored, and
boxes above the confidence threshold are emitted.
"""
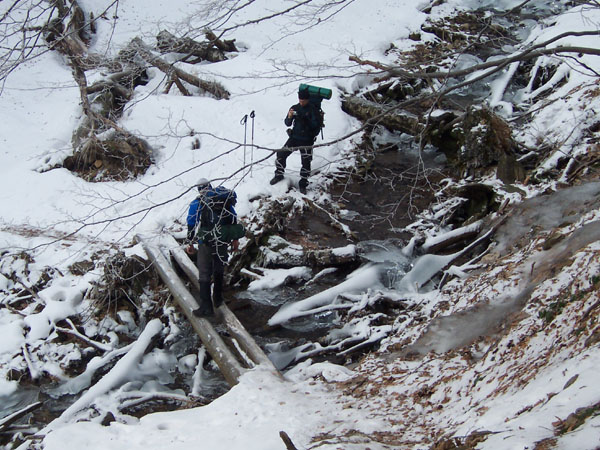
[299,180,308,194]
[192,303,213,317]
[193,282,214,317]
[213,273,224,308]
[270,174,284,185]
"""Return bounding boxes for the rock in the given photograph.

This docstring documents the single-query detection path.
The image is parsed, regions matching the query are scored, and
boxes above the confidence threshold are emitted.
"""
[436,106,526,183]
[447,183,498,226]
[101,411,116,426]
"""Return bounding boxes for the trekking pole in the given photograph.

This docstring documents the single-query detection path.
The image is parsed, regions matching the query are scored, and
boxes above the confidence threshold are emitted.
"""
[249,110,255,177]
[240,114,248,173]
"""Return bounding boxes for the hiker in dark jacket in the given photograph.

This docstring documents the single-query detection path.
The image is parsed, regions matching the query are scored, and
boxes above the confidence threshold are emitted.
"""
[270,88,320,194]
[186,178,239,317]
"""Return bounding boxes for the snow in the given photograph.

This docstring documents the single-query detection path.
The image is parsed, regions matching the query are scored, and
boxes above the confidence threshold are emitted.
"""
[247,266,312,291]
[48,319,164,427]
[268,264,382,326]
[1,0,600,449]
[42,366,377,450]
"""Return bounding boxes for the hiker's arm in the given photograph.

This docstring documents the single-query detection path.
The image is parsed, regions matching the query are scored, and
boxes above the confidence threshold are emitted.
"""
[284,105,296,126]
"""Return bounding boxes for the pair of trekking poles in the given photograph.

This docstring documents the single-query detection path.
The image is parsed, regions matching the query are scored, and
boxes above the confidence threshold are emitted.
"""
[240,110,255,177]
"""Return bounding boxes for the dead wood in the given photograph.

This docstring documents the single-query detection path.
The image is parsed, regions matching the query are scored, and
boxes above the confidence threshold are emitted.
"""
[136,235,245,386]
[422,223,482,254]
[0,402,43,432]
[86,79,131,100]
[280,431,299,450]
[164,73,192,96]
[45,0,89,57]
[342,95,421,135]
[156,30,226,63]
[204,29,238,53]
[255,238,360,269]
[130,37,230,99]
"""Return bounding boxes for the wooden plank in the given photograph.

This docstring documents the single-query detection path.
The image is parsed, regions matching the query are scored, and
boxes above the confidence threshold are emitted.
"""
[165,236,282,377]
[136,234,245,386]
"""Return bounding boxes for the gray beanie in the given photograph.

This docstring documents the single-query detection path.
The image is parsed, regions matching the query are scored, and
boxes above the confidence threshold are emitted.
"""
[196,178,212,191]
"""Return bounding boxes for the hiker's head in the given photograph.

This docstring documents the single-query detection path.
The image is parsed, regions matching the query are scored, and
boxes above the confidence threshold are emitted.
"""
[196,178,212,192]
[298,89,310,106]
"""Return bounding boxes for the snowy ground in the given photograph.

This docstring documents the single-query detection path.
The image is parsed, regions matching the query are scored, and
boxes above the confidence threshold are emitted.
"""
[1,0,600,449]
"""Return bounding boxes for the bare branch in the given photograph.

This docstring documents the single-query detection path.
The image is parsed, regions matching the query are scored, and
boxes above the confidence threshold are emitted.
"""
[350,30,600,81]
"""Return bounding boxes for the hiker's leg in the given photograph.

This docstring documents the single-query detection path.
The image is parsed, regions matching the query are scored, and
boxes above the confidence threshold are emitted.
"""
[275,147,292,176]
[211,242,228,306]
[299,146,313,189]
[197,243,213,283]
[194,244,214,316]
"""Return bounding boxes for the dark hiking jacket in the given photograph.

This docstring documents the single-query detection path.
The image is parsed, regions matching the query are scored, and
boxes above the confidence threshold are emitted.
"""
[186,195,237,242]
[285,102,320,145]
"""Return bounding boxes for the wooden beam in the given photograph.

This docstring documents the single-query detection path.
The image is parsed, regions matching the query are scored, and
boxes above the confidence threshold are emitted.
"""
[165,236,283,378]
[136,235,245,386]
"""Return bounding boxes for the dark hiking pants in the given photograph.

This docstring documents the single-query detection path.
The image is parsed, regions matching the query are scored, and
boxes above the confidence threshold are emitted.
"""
[275,138,313,187]
[196,241,228,283]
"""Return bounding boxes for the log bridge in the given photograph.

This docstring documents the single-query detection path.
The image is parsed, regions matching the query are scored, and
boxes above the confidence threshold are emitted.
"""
[135,234,282,386]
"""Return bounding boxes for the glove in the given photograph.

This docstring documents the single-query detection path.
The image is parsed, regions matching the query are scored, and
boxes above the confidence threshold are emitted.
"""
[231,240,239,251]
[185,244,196,255]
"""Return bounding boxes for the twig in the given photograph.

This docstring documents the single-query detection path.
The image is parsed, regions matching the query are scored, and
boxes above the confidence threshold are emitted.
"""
[280,431,300,450]
[117,391,195,411]
[54,318,113,352]
[21,344,40,380]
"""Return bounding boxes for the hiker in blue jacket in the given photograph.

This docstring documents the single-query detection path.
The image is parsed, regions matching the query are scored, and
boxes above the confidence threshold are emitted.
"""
[270,88,321,194]
[186,178,239,317]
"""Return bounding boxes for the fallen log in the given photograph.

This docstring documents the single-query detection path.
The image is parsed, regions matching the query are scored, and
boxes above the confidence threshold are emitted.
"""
[136,235,244,386]
[204,29,238,53]
[341,95,421,135]
[256,235,359,269]
[166,236,282,378]
[421,220,483,254]
[45,0,88,57]
[130,37,230,100]
[156,30,226,63]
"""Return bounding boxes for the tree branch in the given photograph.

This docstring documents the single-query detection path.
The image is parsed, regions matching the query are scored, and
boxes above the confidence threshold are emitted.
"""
[351,39,600,82]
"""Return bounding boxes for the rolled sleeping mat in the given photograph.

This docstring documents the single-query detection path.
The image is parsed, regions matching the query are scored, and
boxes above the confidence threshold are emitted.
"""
[299,83,332,100]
